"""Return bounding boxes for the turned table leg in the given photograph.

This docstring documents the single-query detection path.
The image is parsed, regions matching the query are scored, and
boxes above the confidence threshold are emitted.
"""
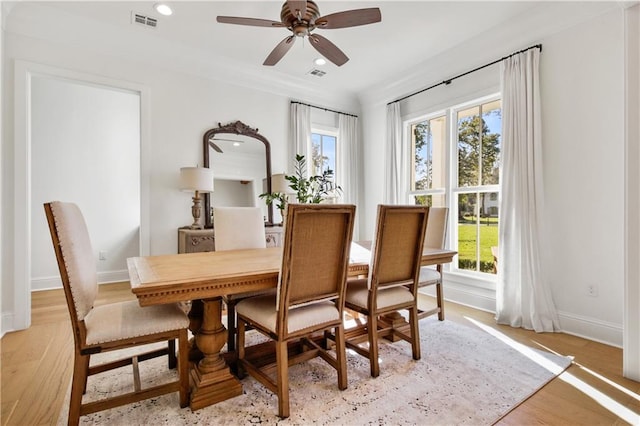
[187,299,204,362]
[189,297,242,410]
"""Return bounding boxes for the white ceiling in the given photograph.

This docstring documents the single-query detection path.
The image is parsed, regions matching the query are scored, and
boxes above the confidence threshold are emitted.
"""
[4,1,621,102]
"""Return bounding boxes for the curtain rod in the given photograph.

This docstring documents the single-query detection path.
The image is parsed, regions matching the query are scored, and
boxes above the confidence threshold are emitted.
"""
[291,101,358,118]
[387,44,543,105]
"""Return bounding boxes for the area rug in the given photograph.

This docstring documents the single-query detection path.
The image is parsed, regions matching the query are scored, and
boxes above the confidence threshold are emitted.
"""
[57,317,572,425]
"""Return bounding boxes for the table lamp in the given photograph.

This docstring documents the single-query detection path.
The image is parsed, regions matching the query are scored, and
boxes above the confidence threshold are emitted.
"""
[271,173,291,195]
[180,166,214,229]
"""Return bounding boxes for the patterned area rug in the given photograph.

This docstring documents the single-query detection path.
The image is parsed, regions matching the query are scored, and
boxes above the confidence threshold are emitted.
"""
[58,317,571,425]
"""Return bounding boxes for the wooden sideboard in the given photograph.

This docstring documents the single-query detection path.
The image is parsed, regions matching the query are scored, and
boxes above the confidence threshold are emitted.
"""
[178,226,284,254]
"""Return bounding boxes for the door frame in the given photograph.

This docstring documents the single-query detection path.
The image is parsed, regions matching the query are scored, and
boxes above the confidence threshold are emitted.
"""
[12,60,150,330]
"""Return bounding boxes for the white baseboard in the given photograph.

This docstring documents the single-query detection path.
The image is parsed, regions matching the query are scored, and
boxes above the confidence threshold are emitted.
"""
[557,310,623,348]
[31,270,130,291]
[1,312,14,338]
[422,273,623,348]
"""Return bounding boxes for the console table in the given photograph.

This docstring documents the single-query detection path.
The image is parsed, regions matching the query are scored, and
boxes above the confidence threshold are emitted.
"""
[178,226,283,253]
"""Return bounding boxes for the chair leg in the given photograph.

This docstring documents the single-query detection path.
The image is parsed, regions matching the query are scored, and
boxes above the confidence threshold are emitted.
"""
[168,338,177,369]
[226,300,237,352]
[69,352,89,426]
[178,329,189,408]
[368,314,380,378]
[436,264,445,321]
[436,281,445,321]
[334,324,348,390]
[275,340,290,419]
[81,355,90,394]
[237,319,246,379]
[409,306,421,361]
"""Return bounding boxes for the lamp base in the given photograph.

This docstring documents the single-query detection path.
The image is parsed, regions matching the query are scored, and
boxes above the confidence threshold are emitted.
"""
[190,192,202,229]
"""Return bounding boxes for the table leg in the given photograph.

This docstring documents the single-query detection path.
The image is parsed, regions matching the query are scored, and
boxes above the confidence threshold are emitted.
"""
[189,297,242,410]
[187,299,204,362]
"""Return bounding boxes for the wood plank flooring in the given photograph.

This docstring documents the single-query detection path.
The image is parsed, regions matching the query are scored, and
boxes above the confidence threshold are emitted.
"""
[2,282,638,425]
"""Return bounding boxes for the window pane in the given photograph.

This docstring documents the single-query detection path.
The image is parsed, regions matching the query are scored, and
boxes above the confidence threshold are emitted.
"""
[457,191,499,273]
[413,193,445,207]
[457,192,478,271]
[481,101,501,185]
[479,192,499,274]
[457,106,481,187]
[310,133,337,183]
[412,116,445,191]
[323,135,336,176]
[311,133,322,176]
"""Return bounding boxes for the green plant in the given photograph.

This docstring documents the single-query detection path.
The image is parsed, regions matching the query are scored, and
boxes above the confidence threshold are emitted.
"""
[260,154,341,211]
[260,154,342,223]
[285,154,341,204]
[259,191,287,218]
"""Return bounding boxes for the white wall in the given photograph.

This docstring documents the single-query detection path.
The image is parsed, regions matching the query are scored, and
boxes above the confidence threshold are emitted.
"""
[362,8,627,346]
[624,3,640,381]
[0,33,291,334]
[540,9,625,344]
[30,75,140,290]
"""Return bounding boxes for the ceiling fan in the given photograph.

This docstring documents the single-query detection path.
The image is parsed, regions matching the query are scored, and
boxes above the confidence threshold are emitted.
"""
[216,0,382,67]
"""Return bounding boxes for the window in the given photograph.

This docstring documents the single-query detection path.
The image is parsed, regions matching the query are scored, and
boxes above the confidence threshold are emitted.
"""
[311,131,337,184]
[409,115,447,207]
[408,96,501,275]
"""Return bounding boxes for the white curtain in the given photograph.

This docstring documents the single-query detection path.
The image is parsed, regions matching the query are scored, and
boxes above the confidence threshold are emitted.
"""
[384,102,405,204]
[289,102,311,173]
[496,49,560,332]
[338,114,359,205]
[338,114,360,239]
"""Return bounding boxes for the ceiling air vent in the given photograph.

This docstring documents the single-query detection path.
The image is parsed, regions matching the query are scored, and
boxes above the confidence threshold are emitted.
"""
[307,69,326,77]
[132,12,158,29]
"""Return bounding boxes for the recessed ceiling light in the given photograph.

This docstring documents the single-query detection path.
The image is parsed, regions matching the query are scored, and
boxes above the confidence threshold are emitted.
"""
[154,3,173,16]
[314,58,327,66]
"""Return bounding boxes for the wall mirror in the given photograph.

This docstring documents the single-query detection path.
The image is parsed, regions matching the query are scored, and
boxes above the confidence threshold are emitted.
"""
[203,121,273,227]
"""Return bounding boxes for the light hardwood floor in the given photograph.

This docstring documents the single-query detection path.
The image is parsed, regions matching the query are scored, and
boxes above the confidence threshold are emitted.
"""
[2,282,639,425]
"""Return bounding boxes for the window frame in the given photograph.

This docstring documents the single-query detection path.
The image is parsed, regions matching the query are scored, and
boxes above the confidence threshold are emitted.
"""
[406,110,450,207]
[405,92,502,281]
[311,125,338,183]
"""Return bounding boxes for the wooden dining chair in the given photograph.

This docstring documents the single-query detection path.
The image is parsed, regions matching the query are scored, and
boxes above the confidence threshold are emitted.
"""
[213,206,269,352]
[44,201,189,426]
[417,207,449,320]
[344,205,429,378]
[235,203,356,418]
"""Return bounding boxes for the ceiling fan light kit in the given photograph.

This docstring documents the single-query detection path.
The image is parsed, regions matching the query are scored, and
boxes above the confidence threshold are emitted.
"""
[216,0,381,67]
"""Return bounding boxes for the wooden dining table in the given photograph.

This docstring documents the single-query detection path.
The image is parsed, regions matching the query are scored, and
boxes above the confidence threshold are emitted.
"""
[127,242,456,410]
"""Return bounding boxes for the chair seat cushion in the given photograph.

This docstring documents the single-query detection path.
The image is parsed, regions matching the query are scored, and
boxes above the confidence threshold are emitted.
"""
[235,295,340,334]
[418,266,441,287]
[345,279,414,310]
[84,300,189,345]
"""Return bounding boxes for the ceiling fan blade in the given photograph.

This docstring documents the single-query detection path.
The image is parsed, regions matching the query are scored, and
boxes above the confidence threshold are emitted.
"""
[208,141,223,153]
[315,8,382,29]
[216,16,284,28]
[308,34,349,66]
[263,36,296,66]
[287,1,307,20]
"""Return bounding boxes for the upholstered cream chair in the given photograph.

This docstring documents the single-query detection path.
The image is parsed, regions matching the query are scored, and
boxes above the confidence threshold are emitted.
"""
[235,204,356,418]
[44,202,189,426]
[344,205,429,378]
[417,207,449,320]
[213,206,268,351]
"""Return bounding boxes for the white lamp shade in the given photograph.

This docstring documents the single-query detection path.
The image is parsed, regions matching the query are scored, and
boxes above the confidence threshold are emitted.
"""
[271,173,292,194]
[180,167,214,193]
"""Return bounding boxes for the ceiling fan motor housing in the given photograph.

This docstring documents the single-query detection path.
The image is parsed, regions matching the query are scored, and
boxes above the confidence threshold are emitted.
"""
[281,0,320,37]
